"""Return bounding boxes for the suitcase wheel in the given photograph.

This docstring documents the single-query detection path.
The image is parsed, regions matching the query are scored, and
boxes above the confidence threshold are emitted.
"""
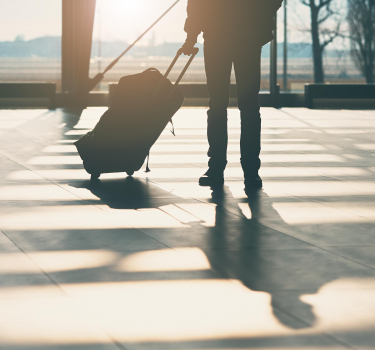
[91,173,101,180]
[127,171,134,176]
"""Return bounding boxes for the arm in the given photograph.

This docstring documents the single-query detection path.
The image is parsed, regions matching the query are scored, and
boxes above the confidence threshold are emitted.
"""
[184,0,203,37]
[272,0,283,11]
[256,0,283,45]
[182,0,202,55]
[267,0,283,14]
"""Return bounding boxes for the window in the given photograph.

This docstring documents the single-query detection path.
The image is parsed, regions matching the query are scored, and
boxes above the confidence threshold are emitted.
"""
[278,0,365,92]
[0,0,62,90]
[90,0,270,91]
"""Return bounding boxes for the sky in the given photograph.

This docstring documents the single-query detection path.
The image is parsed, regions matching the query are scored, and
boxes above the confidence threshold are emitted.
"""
[0,0,62,41]
[0,0,346,46]
[0,0,188,42]
[93,0,189,44]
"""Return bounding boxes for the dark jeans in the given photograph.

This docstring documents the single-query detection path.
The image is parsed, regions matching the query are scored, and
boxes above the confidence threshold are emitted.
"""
[204,33,262,174]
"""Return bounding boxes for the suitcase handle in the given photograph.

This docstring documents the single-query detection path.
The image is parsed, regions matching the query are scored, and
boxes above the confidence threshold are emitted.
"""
[153,47,199,101]
[164,47,199,86]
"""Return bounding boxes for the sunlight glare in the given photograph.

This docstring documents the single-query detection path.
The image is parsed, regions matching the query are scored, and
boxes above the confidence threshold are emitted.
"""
[117,248,211,272]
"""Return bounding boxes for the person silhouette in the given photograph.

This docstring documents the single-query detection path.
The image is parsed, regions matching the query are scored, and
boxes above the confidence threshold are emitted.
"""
[182,0,283,190]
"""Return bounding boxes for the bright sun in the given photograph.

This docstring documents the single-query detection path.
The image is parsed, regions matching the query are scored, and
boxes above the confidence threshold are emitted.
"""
[117,0,149,15]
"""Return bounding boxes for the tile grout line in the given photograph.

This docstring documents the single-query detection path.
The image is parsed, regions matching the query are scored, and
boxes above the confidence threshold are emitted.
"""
[43,174,181,251]
[0,148,173,251]
[169,182,375,272]
[271,304,357,350]
[1,226,130,350]
[218,266,358,350]
[3,141,375,272]
[278,108,375,168]
[0,228,68,296]
[145,177,362,257]
[0,147,164,350]
[143,178,357,272]
[51,183,174,250]
[1,108,373,349]
[0,146,209,264]
[231,273,358,349]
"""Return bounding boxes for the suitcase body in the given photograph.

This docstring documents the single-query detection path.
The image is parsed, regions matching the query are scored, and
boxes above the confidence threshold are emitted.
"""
[75,48,198,179]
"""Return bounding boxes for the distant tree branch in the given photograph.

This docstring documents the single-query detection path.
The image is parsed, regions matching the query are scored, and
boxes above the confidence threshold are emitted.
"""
[320,21,342,49]
[300,0,311,7]
[299,0,344,82]
[347,0,375,83]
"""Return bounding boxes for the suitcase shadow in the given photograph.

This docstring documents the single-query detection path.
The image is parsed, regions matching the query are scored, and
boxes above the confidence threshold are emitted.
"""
[72,176,162,209]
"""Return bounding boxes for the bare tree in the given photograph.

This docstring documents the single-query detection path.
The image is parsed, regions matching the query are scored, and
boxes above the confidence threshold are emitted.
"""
[348,0,375,83]
[300,0,342,83]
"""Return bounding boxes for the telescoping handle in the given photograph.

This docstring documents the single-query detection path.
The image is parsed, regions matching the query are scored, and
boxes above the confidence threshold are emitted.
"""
[164,47,199,86]
[153,47,199,101]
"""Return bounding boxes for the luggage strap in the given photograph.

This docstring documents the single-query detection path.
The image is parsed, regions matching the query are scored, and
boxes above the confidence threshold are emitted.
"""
[145,121,174,173]
[145,153,151,173]
[170,120,176,136]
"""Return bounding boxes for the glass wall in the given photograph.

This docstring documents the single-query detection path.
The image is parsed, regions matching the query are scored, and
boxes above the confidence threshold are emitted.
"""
[0,0,62,90]
[277,0,365,92]
[90,0,270,91]
[1,0,371,97]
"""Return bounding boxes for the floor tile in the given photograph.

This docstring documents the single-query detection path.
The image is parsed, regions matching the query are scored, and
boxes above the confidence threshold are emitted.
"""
[0,296,117,350]
[0,249,54,289]
[270,278,375,350]
[0,231,19,253]
[1,107,375,350]
[4,228,167,252]
[203,247,375,291]
[63,280,344,349]
[258,217,375,247]
[26,248,219,285]
[326,246,375,270]
[140,219,312,250]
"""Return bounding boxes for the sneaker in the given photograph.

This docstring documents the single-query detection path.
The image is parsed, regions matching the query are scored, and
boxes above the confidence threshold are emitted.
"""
[244,174,263,190]
[199,169,224,187]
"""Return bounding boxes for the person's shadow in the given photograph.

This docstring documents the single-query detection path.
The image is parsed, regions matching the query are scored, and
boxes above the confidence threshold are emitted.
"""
[208,185,316,329]
[71,177,317,330]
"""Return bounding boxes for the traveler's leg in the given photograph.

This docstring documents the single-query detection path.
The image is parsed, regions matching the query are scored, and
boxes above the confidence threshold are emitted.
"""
[204,37,233,173]
[233,43,262,187]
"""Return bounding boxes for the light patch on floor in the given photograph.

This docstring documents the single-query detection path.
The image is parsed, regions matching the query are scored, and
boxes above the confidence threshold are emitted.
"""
[117,248,211,272]
[301,278,375,332]
[1,107,375,350]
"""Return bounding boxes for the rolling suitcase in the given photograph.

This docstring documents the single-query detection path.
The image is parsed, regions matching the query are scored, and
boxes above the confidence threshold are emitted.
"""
[74,48,199,180]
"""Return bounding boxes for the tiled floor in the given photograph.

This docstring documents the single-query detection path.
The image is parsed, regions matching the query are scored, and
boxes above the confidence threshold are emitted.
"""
[0,107,375,350]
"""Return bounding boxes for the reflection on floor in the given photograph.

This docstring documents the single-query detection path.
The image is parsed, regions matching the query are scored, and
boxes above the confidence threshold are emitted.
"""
[0,107,375,350]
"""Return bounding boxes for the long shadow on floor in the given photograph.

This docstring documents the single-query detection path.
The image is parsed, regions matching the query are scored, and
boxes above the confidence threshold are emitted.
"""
[72,176,320,330]
[2,108,375,349]
[206,185,317,330]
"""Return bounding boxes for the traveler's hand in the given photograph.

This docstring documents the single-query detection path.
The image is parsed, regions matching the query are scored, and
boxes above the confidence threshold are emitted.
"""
[181,34,198,56]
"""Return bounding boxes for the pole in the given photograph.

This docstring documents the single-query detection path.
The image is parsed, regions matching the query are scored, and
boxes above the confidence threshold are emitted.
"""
[283,0,288,91]
[62,0,97,93]
[270,13,279,106]
[98,10,102,90]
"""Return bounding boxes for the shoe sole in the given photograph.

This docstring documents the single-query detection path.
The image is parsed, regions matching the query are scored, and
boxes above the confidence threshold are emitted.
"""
[199,179,225,187]
[244,184,263,195]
